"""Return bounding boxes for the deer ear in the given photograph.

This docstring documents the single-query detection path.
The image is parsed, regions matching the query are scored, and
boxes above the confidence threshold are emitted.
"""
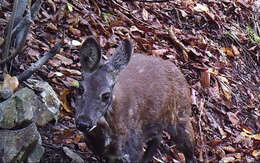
[80,36,101,73]
[107,39,132,74]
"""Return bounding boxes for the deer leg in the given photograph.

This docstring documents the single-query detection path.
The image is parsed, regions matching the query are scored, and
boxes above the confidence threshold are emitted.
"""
[141,136,161,163]
[141,123,162,163]
[168,121,197,163]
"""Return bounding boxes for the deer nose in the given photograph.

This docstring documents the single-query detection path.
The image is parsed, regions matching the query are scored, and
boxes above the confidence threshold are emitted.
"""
[76,121,92,132]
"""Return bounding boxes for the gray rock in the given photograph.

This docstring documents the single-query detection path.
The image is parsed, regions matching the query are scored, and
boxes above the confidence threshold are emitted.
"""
[63,146,84,163]
[0,123,44,163]
[0,87,13,100]
[25,79,61,125]
[0,88,34,129]
[0,82,60,163]
[27,141,45,163]
[0,85,60,127]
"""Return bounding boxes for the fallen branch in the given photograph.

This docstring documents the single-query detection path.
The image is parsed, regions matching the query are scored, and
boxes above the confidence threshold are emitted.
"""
[2,0,19,62]
[17,41,63,82]
[0,0,42,66]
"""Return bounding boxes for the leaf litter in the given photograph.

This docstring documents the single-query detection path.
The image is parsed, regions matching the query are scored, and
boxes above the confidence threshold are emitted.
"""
[0,0,259,162]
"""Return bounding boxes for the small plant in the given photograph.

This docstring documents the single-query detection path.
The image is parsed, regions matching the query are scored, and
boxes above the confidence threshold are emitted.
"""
[247,26,260,44]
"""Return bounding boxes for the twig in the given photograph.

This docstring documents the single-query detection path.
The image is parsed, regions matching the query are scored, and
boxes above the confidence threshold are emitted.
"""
[2,0,19,62]
[168,26,189,53]
[14,0,27,23]
[11,10,33,38]
[15,0,42,53]
[17,41,63,82]
[0,49,18,65]
[31,0,42,20]
[0,0,3,10]
[111,0,130,13]
[0,0,42,66]
[13,8,32,57]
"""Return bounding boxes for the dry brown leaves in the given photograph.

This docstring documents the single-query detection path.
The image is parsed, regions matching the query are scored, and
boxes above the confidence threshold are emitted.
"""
[1,0,259,162]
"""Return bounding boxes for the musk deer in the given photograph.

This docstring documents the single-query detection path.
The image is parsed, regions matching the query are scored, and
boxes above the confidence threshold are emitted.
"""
[75,36,196,163]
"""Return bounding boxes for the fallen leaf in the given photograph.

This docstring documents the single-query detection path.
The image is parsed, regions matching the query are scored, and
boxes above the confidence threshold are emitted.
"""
[222,146,236,153]
[63,129,74,137]
[48,72,64,78]
[69,26,81,37]
[74,134,84,143]
[194,3,209,12]
[208,68,218,75]
[234,153,242,159]
[218,126,227,139]
[208,80,220,99]
[241,131,250,137]
[60,89,73,113]
[48,58,62,67]
[252,133,260,141]
[142,8,149,21]
[130,26,144,34]
[71,40,81,46]
[200,69,210,88]
[227,112,240,125]
[64,138,73,144]
[28,48,40,60]
[221,47,234,57]
[55,54,73,66]
[231,44,240,56]
[252,150,260,157]
[180,9,188,17]
[3,74,19,92]
[242,127,253,134]
[220,156,235,162]
[217,76,232,102]
[152,49,168,56]
[47,23,58,32]
[216,147,225,158]
[58,67,81,76]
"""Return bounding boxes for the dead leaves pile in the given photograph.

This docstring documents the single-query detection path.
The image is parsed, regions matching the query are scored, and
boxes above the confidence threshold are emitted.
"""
[1,0,259,162]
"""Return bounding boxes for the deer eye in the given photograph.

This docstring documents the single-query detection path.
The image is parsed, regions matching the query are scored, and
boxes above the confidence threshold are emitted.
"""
[101,92,111,103]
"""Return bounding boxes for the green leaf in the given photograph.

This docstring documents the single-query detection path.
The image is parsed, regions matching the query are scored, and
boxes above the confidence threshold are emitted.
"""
[66,2,73,12]
[73,80,80,88]
[247,26,260,43]
[103,12,112,25]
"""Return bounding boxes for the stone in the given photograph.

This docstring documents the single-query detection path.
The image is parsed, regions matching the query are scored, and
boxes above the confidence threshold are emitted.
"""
[25,79,61,125]
[63,146,84,163]
[0,87,13,100]
[0,88,34,129]
[0,123,44,163]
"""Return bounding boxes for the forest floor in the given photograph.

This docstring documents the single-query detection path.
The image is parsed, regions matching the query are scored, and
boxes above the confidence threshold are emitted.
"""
[0,0,259,162]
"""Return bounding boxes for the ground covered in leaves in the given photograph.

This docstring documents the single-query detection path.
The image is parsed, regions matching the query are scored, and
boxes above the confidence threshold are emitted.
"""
[1,0,260,162]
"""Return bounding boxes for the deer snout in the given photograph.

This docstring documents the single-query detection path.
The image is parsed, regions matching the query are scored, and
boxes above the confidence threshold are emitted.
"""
[75,121,93,132]
[75,115,97,132]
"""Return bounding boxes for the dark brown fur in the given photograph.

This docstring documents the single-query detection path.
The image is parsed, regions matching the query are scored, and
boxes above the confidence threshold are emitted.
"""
[75,37,196,163]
